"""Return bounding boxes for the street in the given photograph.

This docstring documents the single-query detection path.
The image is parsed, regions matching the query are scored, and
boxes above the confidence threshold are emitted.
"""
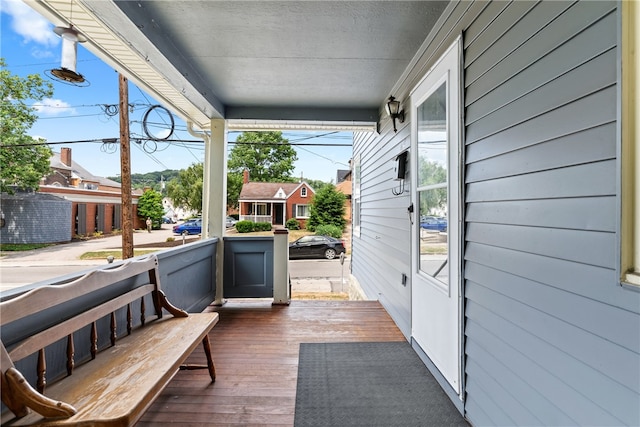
[1,227,350,293]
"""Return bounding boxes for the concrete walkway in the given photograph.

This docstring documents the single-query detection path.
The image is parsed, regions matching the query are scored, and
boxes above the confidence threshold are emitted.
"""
[0,226,178,267]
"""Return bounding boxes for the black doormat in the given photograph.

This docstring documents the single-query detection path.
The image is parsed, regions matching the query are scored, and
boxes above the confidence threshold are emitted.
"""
[294,342,467,427]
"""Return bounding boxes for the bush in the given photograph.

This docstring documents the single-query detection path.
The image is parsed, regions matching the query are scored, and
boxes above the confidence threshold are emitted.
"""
[286,218,300,230]
[314,224,343,239]
[234,220,272,233]
[255,222,272,231]
[166,237,175,242]
[307,184,346,232]
[235,220,254,233]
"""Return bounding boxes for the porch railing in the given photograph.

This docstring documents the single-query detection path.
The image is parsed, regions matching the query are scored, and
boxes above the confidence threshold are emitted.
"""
[240,214,272,223]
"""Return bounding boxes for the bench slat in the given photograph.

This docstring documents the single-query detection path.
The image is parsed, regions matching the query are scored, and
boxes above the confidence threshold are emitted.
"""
[9,313,219,426]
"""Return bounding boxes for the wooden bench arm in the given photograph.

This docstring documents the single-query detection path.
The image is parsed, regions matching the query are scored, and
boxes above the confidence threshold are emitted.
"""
[4,367,77,419]
[157,290,188,318]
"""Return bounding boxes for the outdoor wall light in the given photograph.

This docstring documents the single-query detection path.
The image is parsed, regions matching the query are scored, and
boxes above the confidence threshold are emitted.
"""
[385,96,405,132]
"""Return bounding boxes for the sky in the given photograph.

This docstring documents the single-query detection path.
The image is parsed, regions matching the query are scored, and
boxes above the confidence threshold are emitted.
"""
[0,0,353,183]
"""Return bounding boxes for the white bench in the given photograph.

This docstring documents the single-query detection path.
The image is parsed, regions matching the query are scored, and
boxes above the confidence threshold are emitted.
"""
[1,255,218,426]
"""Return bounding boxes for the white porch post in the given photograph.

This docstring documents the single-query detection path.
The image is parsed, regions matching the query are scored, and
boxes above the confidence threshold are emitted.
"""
[273,228,290,305]
[204,119,227,305]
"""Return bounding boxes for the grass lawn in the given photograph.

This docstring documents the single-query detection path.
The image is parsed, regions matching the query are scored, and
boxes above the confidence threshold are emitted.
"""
[0,243,52,252]
[79,249,160,260]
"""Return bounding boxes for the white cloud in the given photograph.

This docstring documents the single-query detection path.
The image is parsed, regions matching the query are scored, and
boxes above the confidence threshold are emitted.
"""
[30,47,55,59]
[33,98,75,116]
[1,0,59,47]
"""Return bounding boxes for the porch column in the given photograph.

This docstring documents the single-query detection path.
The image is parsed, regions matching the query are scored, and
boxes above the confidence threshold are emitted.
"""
[273,228,290,305]
[205,119,227,305]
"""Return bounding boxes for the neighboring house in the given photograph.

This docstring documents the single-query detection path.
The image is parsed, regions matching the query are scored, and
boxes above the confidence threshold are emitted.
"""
[238,170,315,228]
[335,169,352,223]
[162,197,197,221]
[39,147,144,238]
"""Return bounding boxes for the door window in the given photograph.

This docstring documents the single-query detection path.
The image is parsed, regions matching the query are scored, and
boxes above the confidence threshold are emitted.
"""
[417,81,449,285]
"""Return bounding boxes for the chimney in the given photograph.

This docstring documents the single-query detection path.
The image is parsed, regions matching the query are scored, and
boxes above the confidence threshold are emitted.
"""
[61,147,72,167]
[243,169,250,184]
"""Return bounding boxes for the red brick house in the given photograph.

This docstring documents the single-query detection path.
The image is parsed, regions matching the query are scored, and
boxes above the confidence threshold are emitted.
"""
[39,147,144,237]
[238,170,314,228]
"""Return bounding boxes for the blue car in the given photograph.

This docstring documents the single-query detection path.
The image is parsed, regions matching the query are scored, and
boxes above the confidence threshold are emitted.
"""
[420,216,447,232]
[173,218,202,235]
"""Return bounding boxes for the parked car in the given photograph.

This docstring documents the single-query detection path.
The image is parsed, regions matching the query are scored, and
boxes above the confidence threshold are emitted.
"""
[162,217,176,224]
[289,235,346,260]
[173,218,202,235]
[420,216,447,232]
[226,216,238,228]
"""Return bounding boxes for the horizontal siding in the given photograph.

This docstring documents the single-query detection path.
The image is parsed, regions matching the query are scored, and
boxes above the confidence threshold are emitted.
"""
[466,47,616,142]
[466,8,617,122]
[466,160,616,201]
[466,196,616,232]
[465,223,615,268]
[465,242,639,314]
[465,123,616,182]
[463,1,639,426]
[352,127,413,338]
[465,1,616,101]
[466,85,617,161]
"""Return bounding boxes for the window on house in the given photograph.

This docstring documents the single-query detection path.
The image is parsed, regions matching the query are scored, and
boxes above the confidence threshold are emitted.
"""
[621,1,639,288]
[258,204,269,215]
[296,204,310,218]
[301,187,307,197]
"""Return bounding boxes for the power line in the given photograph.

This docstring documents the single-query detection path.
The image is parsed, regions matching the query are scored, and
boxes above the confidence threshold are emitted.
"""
[2,139,352,148]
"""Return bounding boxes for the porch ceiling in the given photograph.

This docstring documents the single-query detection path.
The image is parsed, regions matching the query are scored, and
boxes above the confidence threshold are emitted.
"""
[27,0,449,130]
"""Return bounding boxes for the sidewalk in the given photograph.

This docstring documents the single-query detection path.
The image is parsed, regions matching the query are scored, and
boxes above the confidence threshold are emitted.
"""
[0,226,177,267]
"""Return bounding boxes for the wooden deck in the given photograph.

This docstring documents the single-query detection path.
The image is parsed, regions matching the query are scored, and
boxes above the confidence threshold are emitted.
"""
[137,300,406,426]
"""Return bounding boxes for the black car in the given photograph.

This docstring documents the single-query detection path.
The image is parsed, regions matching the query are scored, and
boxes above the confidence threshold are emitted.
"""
[289,235,346,260]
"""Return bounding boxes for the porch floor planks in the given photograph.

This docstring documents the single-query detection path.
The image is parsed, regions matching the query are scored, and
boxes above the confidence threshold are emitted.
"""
[136,300,406,426]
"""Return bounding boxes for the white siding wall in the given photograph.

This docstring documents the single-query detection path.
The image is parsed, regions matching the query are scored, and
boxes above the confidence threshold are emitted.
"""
[352,1,640,425]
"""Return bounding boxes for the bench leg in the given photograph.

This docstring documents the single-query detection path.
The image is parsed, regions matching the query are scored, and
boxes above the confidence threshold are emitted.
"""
[202,335,216,382]
[178,335,216,382]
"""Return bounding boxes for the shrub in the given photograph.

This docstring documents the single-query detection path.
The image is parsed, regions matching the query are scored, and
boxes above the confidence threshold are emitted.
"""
[166,237,175,242]
[307,184,346,232]
[235,220,254,233]
[255,222,272,232]
[285,218,300,230]
[315,224,343,239]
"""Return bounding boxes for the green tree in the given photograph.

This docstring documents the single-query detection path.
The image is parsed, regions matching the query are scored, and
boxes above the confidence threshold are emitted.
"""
[108,169,180,192]
[226,172,243,210]
[227,131,298,207]
[418,159,447,215]
[307,184,346,232]
[166,163,203,213]
[305,179,331,193]
[137,189,164,228]
[0,58,54,194]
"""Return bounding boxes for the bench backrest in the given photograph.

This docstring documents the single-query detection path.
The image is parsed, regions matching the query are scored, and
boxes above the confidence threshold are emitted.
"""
[1,255,164,393]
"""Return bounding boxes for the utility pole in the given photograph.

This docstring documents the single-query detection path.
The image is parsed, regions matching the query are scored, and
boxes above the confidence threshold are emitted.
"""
[119,73,134,259]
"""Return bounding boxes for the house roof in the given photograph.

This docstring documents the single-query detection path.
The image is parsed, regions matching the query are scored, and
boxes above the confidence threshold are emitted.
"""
[49,152,122,188]
[335,180,352,197]
[239,182,313,201]
[27,1,449,130]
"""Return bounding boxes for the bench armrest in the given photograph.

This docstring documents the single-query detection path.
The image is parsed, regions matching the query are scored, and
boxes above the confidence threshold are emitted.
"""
[4,368,77,419]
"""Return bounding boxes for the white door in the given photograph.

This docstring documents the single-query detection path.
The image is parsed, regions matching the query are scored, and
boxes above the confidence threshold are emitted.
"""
[410,38,462,395]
